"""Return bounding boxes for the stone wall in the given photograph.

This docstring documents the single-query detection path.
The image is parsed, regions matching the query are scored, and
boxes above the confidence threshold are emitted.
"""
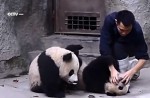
[0,0,52,78]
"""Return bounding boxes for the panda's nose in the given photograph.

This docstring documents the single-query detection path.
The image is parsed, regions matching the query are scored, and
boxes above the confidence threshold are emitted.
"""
[118,86,123,90]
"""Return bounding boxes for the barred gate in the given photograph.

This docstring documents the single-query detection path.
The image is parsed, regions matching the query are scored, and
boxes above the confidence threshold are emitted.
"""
[55,0,105,35]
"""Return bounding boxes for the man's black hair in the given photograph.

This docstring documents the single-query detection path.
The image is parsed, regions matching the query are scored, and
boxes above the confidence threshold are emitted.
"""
[116,10,135,26]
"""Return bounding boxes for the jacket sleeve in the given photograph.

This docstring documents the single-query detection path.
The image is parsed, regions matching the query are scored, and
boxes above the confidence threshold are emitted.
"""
[135,23,149,60]
[100,15,114,56]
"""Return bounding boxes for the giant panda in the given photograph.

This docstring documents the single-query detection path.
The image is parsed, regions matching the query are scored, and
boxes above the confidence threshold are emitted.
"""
[28,45,83,97]
[82,55,130,96]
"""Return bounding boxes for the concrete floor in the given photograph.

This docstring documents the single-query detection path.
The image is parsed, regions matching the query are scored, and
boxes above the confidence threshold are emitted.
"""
[0,68,150,98]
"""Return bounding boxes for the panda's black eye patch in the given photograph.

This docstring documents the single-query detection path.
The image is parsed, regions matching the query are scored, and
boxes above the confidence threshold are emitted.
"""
[69,69,74,76]
[122,80,126,84]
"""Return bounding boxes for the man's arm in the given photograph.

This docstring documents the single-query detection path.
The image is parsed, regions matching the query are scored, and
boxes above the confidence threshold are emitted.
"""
[122,22,149,84]
[121,59,146,84]
[132,59,146,73]
[134,22,149,60]
[100,15,114,55]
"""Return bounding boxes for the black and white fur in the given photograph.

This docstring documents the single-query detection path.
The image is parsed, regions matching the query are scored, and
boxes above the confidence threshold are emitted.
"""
[82,55,129,96]
[29,46,82,97]
[105,80,130,96]
[64,45,86,90]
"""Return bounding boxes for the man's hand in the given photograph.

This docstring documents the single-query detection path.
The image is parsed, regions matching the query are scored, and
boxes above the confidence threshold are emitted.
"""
[121,59,146,84]
[109,65,119,85]
[121,69,135,84]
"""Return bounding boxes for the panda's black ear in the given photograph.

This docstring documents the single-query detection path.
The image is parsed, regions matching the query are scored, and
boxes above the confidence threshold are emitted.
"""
[63,53,72,62]
[65,45,83,56]
[66,45,83,51]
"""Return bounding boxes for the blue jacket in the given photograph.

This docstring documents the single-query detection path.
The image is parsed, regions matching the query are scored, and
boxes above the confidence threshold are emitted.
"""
[100,12,149,60]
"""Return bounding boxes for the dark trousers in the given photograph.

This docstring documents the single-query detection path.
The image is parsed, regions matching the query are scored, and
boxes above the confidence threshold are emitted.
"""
[112,42,136,60]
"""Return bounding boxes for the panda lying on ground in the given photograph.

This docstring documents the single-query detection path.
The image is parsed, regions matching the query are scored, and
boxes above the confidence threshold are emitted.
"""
[80,55,130,96]
[28,45,83,97]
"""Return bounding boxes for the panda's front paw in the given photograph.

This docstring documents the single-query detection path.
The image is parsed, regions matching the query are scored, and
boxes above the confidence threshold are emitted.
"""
[106,92,117,96]
[30,82,42,93]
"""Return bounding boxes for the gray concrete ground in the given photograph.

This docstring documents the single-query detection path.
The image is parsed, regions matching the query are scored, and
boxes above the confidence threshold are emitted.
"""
[0,68,150,98]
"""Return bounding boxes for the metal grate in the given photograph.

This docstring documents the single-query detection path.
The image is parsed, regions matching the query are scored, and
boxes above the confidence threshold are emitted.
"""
[65,16,99,30]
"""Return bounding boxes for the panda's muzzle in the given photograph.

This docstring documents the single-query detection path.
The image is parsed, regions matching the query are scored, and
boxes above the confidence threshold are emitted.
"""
[68,74,78,85]
[73,80,78,84]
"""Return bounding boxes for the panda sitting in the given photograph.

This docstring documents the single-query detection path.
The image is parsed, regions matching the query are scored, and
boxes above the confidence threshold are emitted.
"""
[81,55,130,96]
[28,45,83,97]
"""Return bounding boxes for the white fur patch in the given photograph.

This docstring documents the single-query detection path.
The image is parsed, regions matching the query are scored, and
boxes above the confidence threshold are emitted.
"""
[28,54,41,89]
[105,82,129,95]
[78,61,87,90]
